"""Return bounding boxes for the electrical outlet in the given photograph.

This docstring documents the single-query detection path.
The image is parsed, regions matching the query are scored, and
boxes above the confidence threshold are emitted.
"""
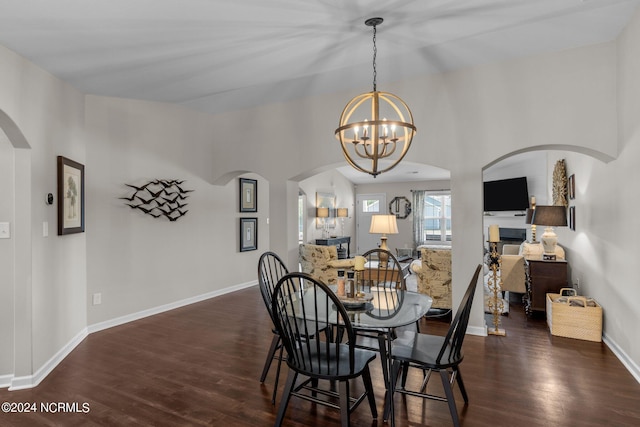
[0,222,10,239]
[575,277,580,290]
[92,293,102,305]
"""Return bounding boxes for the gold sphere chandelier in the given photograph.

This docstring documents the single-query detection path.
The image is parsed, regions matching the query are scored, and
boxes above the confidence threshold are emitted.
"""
[335,17,416,178]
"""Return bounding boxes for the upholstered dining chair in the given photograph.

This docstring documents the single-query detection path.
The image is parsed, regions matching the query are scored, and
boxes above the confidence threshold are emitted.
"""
[390,264,482,427]
[271,272,378,427]
[257,251,290,404]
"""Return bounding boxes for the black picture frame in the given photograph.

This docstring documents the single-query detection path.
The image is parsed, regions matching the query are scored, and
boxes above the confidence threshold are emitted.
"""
[568,174,576,200]
[569,206,576,231]
[57,156,85,235]
[239,217,258,252]
[239,178,257,212]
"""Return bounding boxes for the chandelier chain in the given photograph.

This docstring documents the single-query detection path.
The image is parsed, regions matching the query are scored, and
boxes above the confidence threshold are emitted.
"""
[372,24,377,92]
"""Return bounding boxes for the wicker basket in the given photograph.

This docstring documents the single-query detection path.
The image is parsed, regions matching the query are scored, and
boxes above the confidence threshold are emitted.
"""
[546,291,602,342]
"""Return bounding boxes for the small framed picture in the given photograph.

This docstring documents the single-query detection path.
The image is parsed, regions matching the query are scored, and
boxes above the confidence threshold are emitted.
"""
[239,178,257,212]
[569,206,576,231]
[57,156,85,235]
[239,217,258,252]
[568,174,575,200]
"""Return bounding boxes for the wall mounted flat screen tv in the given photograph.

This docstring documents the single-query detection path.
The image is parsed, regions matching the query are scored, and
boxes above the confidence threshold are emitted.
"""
[483,177,529,212]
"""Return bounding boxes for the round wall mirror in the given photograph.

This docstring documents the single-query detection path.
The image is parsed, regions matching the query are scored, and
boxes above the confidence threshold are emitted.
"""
[389,196,411,219]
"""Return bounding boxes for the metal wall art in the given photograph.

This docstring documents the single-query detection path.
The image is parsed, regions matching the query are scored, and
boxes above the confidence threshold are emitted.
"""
[121,179,193,221]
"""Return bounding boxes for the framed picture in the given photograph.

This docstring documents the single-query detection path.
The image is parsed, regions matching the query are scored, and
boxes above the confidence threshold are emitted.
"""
[568,174,576,200]
[315,192,336,229]
[57,156,85,235]
[569,206,576,231]
[239,217,258,252]
[239,178,257,212]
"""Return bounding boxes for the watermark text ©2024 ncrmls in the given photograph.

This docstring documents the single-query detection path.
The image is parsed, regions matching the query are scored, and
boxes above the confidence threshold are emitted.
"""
[2,401,90,414]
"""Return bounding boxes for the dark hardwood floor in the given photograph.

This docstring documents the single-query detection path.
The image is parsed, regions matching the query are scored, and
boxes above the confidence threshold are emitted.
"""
[1,286,639,426]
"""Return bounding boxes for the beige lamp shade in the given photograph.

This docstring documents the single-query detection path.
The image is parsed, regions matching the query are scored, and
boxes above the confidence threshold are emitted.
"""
[369,214,398,267]
[316,207,330,218]
[337,208,348,218]
[369,214,399,235]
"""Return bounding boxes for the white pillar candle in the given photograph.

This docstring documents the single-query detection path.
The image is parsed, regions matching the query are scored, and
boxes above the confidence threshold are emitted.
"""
[489,224,500,243]
[354,256,366,271]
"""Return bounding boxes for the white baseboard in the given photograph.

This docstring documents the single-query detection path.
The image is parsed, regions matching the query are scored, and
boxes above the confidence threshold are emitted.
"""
[603,332,640,384]
[3,280,258,391]
[467,324,488,337]
[88,280,257,334]
[9,327,88,391]
[0,374,13,389]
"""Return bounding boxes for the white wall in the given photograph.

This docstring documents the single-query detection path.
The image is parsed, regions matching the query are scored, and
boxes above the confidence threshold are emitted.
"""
[355,180,451,253]
[0,43,86,387]
[298,170,355,246]
[3,5,640,387]
[545,7,640,375]
[0,133,14,377]
[85,96,270,325]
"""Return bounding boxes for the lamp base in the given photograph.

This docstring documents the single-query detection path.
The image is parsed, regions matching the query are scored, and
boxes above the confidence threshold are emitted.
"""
[379,236,389,268]
[540,227,558,259]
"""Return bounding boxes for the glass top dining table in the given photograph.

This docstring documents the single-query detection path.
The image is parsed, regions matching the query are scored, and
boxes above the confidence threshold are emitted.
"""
[328,286,433,426]
[329,285,432,329]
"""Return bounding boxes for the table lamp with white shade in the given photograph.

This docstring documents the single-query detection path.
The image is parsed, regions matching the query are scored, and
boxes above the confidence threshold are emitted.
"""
[369,214,399,267]
[531,205,567,260]
[337,208,348,237]
[317,207,330,238]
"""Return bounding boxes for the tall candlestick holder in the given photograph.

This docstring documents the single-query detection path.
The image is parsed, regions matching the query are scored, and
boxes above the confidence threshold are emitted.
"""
[354,270,365,297]
[487,241,506,336]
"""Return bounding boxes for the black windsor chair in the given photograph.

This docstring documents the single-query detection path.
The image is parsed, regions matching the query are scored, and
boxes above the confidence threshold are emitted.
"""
[271,272,378,427]
[257,251,290,404]
[390,264,483,427]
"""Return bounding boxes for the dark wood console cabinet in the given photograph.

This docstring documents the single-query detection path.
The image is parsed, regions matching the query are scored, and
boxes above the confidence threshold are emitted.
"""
[525,259,569,316]
[315,236,351,259]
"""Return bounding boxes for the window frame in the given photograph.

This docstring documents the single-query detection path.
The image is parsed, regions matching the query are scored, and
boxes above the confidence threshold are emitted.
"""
[422,191,451,243]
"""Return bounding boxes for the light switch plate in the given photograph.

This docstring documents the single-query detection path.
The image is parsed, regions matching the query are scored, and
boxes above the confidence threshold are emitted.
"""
[0,222,10,239]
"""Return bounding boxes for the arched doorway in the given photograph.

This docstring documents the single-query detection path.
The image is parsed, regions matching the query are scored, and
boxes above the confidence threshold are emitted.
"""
[0,109,33,389]
[481,147,613,324]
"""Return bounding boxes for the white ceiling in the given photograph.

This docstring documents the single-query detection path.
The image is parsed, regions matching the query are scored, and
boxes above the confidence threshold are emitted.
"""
[1,0,638,182]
